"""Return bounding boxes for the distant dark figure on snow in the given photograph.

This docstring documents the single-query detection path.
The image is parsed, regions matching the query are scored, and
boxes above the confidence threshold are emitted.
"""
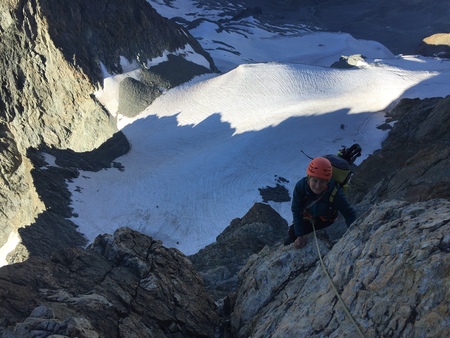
[285,156,356,249]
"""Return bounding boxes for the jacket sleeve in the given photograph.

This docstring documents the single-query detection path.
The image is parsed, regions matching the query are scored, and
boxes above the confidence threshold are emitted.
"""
[291,179,306,237]
[333,188,357,226]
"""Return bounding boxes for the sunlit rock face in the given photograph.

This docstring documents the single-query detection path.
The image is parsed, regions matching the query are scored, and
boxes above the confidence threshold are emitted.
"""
[417,33,450,58]
[230,199,450,338]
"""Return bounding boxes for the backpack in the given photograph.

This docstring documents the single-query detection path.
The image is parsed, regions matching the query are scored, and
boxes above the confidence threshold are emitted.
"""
[323,143,362,203]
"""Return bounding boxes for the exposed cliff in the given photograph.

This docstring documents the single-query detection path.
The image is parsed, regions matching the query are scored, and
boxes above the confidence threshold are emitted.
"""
[189,203,288,301]
[0,0,216,263]
[349,95,450,205]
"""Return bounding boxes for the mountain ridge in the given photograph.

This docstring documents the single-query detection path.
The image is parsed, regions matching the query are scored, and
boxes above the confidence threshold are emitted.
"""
[0,0,449,336]
[0,0,216,264]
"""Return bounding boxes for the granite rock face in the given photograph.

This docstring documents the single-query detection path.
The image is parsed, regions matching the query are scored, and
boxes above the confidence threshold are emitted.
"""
[0,227,218,337]
[229,199,450,337]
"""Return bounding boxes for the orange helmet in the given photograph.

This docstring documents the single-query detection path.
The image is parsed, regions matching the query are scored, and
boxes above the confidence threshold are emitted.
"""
[306,157,332,180]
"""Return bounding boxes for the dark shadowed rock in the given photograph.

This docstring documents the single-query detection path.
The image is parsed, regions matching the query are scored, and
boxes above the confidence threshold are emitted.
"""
[118,54,215,117]
[36,0,216,84]
[0,228,219,337]
[258,176,291,203]
[189,203,288,301]
[118,77,162,118]
[349,95,450,205]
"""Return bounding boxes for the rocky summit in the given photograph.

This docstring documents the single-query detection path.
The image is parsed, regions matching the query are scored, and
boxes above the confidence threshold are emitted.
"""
[1,0,450,337]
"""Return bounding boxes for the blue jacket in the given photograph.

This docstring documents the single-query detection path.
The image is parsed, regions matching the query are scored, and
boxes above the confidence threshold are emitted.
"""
[291,177,356,237]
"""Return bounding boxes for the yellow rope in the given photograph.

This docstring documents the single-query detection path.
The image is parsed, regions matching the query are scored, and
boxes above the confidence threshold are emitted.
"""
[311,221,365,338]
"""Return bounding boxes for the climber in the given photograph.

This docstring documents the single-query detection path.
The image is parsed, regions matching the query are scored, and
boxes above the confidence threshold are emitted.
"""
[284,157,356,249]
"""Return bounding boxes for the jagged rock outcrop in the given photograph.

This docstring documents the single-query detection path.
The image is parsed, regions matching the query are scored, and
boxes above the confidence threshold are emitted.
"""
[0,0,216,264]
[0,124,44,265]
[349,95,450,205]
[229,199,450,337]
[189,203,288,301]
[0,227,218,337]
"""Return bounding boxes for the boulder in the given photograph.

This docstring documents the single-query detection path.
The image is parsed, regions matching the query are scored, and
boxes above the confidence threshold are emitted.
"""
[416,33,450,58]
[330,54,367,68]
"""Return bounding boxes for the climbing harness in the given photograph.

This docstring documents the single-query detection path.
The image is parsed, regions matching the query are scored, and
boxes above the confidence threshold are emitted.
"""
[311,220,365,338]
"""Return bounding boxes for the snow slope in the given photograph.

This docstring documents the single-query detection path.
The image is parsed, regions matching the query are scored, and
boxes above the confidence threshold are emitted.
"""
[66,1,450,255]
